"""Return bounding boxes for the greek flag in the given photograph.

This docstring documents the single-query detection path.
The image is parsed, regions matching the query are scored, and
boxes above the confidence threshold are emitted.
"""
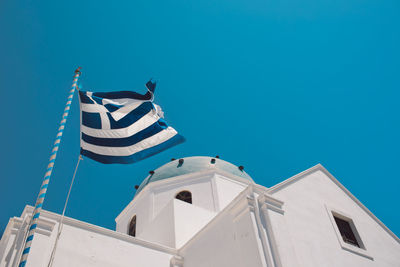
[78,80,184,164]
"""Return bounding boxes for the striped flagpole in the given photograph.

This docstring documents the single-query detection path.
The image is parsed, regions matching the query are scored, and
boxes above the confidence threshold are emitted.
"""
[18,67,82,267]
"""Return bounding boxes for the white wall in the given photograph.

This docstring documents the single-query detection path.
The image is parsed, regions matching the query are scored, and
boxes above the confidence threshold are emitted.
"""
[116,172,247,249]
[0,214,57,267]
[116,193,152,236]
[6,166,398,267]
[0,208,175,267]
[180,197,266,267]
[139,199,216,249]
[174,199,216,248]
[269,169,400,267]
[139,199,176,248]
[116,174,218,237]
[51,224,172,267]
[214,174,247,210]
[152,176,217,216]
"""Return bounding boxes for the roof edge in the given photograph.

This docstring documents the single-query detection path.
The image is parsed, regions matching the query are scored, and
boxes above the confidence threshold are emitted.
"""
[268,164,400,244]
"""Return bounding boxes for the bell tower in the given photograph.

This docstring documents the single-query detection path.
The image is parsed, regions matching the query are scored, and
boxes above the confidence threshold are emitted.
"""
[115,156,253,248]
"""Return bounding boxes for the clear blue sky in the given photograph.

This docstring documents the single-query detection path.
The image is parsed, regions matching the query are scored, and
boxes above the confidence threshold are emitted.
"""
[0,0,399,237]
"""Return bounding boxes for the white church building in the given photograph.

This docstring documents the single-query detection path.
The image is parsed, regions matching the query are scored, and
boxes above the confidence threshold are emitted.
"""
[1,156,399,267]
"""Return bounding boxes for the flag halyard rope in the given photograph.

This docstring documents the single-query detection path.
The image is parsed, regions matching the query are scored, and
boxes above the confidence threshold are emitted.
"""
[47,155,83,267]
[18,67,82,267]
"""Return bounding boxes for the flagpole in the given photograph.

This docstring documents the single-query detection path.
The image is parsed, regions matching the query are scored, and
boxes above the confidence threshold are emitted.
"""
[18,67,82,267]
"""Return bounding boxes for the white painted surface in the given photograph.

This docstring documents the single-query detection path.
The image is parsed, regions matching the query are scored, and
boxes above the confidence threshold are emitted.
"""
[174,199,216,248]
[180,196,265,267]
[139,199,176,248]
[269,168,400,267]
[152,176,216,216]
[1,163,399,267]
[116,171,247,249]
[0,207,174,267]
[214,174,247,210]
[115,192,152,237]
[51,224,172,267]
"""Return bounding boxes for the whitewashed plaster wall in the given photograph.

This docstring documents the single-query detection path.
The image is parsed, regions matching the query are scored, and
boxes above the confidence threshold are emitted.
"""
[179,192,267,267]
[3,165,399,267]
[50,224,172,267]
[173,199,216,248]
[115,192,152,236]
[214,174,248,210]
[116,173,218,237]
[116,171,250,248]
[268,168,400,267]
[0,207,175,267]
[0,212,57,267]
[139,200,176,248]
[152,175,217,215]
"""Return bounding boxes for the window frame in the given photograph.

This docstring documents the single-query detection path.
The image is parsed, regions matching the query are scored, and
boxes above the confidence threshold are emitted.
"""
[325,205,373,260]
[333,216,360,248]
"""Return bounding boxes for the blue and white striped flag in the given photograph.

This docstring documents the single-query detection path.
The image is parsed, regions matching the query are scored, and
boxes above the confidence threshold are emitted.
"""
[78,81,184,164]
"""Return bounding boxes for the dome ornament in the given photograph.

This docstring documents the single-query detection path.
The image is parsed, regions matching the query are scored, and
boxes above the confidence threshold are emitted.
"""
[178,158,184,167]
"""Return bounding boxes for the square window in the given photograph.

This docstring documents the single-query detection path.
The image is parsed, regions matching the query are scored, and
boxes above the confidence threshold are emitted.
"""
[325,205,373,260]
[333,216,360,247]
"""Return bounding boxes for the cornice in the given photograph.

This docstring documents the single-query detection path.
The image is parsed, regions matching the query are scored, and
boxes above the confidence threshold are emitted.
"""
[258,194,284,215]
